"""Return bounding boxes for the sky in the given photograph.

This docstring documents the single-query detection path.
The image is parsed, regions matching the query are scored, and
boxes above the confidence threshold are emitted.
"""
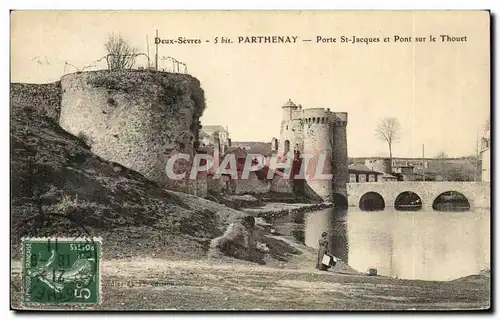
[11,10,490,158]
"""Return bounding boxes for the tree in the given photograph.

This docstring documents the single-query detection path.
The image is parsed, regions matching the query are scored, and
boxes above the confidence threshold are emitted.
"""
[435,151,448,159]
[375,118,401,171]
[444,165,475,181]
[435,151,448,179]
[105,33,138,70]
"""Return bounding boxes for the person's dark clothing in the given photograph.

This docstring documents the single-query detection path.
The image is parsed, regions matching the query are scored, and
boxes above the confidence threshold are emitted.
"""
[316,236,330,271]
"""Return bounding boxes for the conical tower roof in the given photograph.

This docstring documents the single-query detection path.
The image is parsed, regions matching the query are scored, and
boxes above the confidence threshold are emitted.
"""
[282,99,297,108]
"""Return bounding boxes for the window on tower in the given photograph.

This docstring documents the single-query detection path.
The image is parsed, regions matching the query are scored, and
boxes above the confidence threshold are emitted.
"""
[284,140,290,154]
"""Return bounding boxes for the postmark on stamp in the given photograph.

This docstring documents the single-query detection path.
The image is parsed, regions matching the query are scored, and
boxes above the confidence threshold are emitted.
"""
[22,237,101,305]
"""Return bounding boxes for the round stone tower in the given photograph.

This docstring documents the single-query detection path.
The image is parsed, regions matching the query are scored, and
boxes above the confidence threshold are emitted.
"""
[331,112,348,199]
[59,70,206,194]
[301,108,335,200]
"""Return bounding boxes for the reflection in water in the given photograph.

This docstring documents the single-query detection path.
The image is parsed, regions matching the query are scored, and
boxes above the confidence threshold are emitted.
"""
[394,191,423,211]
[433,191,471,212]
[359,192,385,211]
[288,207,490,281]
[303,209,349,263]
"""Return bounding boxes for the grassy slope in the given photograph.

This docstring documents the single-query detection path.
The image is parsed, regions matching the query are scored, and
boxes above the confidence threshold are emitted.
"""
[10,82,298,262]
[10,82,236,260]
[9,83,490,311]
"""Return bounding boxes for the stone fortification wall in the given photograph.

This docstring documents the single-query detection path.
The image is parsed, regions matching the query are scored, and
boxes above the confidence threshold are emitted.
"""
[11,82,61,121]
[331,112,348,198]
[301,108,335,200]
[59,70,206,194]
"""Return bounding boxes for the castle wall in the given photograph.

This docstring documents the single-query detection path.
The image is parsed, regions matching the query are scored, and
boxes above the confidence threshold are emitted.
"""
[234,172,271,194]
[10,82,61,122]
[278,119,303,157]
[270,174,295,194]
[293,121,305,154]
[365,158,392,174]
[276,102,349,201]
[59,70,206,195]
[207,174,224,193]
[331,112,348,198]
[301,108,334,200]
[281,105,294,121]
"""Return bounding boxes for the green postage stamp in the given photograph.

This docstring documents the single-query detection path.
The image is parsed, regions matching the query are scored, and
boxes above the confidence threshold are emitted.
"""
[21,238,101,305]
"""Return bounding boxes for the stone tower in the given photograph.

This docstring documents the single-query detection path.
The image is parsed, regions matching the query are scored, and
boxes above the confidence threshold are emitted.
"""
[59,70,206,195]
[278,99,303,157]
[271,137,279,154]
[330,112,348,198]
[276,99,348,203]
[301,108,335,200]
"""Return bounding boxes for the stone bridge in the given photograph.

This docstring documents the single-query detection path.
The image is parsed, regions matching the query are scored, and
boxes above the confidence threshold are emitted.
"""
[346,182,490,209]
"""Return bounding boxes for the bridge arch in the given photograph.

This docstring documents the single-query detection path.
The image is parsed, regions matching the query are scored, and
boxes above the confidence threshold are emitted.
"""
[347,182,489,210]
[432,191,471,212]
[359,192,385,211]
[394,191,422,211]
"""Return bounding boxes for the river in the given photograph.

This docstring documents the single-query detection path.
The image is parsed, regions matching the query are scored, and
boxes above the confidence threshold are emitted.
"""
[274,207,490,281]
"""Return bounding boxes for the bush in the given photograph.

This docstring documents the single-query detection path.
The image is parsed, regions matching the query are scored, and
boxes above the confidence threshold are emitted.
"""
[105,33,138,70]
[54,194,79,215]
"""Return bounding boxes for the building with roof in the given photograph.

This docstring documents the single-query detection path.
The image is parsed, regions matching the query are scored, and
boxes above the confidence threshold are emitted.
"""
[205,137,294,196]
[357,156,480,182]
[348,164,385,183]
[480,128,490,182]
[230,141,272,157]
[199,125,231,154]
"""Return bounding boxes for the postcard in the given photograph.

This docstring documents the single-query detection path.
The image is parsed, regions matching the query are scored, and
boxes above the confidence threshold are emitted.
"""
[10,10,490,311]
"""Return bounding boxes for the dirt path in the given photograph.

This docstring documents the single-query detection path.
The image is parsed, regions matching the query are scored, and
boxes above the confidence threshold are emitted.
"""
[11,256,490,310]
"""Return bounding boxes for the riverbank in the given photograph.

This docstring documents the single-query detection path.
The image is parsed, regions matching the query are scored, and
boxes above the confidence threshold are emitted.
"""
[243,202,333,221]
[10,235,490,310]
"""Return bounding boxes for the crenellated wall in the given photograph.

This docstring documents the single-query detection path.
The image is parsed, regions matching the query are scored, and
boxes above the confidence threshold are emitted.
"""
[278,102,349,202]
[331,113,348,198]
[302,108,335,200]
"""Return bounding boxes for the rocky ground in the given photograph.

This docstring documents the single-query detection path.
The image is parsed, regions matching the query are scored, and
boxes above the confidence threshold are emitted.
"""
[11,238,490,310]
[10,82,491,311]
[10,82,251,261]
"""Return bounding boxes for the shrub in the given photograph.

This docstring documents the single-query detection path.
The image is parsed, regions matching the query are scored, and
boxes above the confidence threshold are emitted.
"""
[105,33,138,70]
[54,194,79,215]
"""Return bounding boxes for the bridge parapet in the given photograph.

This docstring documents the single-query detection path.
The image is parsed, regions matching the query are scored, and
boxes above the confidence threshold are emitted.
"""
[347,181,490,209]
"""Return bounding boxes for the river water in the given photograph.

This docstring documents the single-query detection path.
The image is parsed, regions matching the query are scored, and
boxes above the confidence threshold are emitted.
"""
[275,207,490,281]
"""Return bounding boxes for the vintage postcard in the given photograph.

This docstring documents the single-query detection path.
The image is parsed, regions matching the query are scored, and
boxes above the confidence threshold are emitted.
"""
[10,10,490,311]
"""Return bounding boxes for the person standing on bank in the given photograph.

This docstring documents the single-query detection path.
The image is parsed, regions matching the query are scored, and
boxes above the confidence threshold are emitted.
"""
[316,232,330,271]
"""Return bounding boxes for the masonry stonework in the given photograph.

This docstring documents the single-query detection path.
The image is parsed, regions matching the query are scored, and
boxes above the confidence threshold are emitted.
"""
[277,100,348,202]
[11,82,62,122]
[347,181,490,209]
[331,113,348,198]
[59,70,206,195]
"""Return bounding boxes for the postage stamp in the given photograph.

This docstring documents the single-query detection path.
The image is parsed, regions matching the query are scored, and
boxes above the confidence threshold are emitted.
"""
[21,237,101,305]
